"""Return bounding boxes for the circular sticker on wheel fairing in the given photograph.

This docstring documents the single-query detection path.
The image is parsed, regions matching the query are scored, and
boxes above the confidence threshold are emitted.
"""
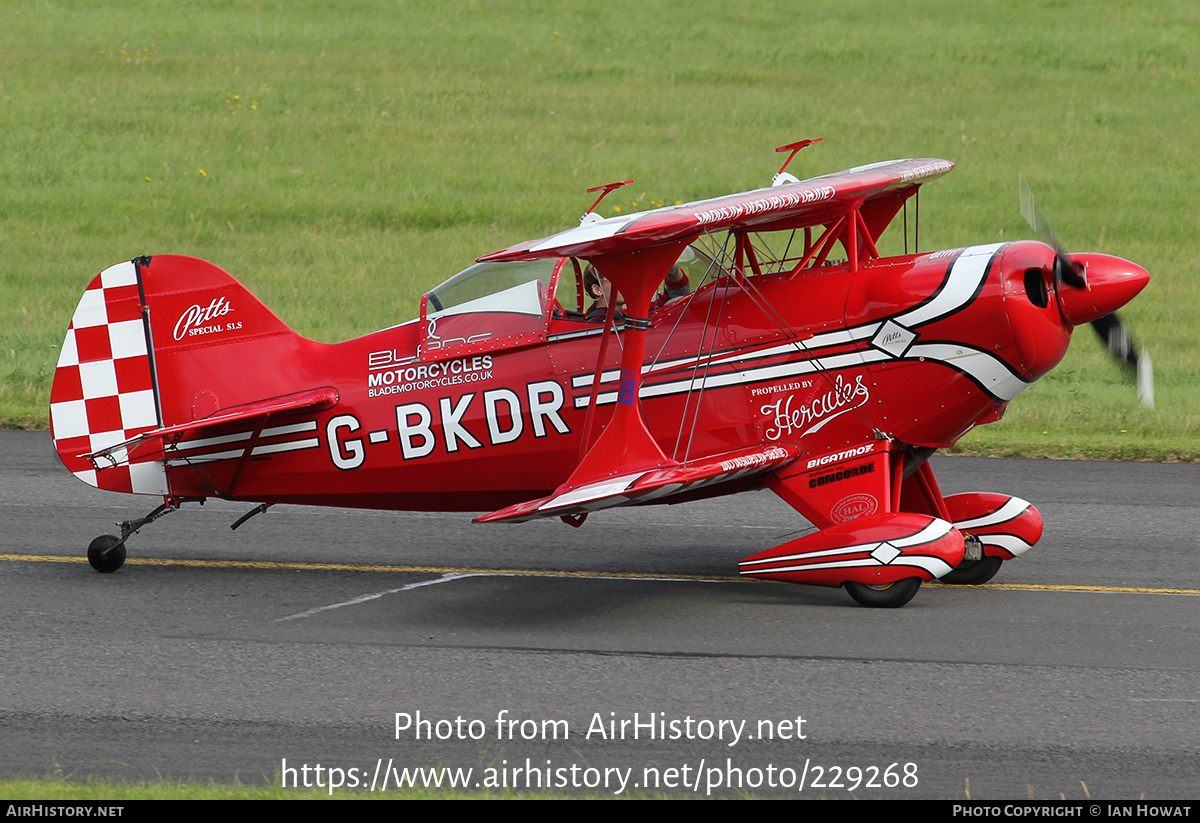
[831,493,878,523]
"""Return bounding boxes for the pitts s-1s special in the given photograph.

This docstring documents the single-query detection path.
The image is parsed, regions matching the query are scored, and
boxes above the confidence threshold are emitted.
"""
[50,142,1148,606]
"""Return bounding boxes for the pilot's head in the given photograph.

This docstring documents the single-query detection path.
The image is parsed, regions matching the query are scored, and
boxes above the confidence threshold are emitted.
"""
[584,264,612,305]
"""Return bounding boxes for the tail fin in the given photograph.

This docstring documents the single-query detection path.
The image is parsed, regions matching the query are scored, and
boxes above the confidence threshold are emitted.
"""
[50,255,317,494]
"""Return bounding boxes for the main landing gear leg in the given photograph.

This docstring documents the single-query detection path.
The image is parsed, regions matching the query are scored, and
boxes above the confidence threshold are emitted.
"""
[86,497,205,573]
[750,443,965,608]
[900,454,1042,585]
[900,454,997,584]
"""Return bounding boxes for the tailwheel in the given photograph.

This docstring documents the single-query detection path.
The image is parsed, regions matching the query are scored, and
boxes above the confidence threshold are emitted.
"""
[82,498,196,575]
[87,535,126,574]
[843,578,921,608]
[940,555,1002,585]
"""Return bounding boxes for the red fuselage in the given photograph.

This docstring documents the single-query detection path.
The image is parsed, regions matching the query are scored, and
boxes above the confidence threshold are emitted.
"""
[114,239,1142,515]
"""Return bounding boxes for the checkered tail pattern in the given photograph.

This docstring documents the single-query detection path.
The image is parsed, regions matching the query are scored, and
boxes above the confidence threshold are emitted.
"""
[49,261,169,495]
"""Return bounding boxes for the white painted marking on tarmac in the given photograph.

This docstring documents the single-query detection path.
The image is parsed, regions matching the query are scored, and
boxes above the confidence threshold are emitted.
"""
[274,572,482,622]
[273,570,727,622]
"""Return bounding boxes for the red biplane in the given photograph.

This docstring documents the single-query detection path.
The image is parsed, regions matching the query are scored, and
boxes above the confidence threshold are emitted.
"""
[49,144,1149,606]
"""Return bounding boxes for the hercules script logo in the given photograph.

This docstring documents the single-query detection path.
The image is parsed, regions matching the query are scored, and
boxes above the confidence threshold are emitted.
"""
[762,374,870,440]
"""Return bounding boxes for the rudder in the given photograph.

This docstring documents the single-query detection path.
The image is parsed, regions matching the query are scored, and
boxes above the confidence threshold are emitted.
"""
[50,259,165,493]
[50,255,313,495]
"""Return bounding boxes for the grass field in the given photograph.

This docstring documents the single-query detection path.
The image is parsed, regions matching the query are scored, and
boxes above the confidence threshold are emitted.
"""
[2,0,1196,457]
[0,776,519,800]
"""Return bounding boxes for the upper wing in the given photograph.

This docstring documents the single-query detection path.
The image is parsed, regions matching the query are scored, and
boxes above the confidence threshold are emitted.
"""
[479,158,953,263]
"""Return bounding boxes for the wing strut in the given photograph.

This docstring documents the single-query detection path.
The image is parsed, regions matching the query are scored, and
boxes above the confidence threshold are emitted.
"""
[577,296,620,461]
[562,237,696,487]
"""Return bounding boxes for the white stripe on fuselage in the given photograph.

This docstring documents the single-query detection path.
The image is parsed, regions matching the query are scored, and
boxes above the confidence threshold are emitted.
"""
[892,243,1004,328]
[571,243,1028,406]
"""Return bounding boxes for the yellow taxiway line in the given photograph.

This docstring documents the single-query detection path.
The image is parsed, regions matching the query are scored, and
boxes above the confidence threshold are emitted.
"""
[4,553,1199,596]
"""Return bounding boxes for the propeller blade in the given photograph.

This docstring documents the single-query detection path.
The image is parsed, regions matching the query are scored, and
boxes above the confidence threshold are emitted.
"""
[1088,302,1154,410]
[1020,174,1086,288]
[1138,347,1155,411]
[1090,313,1135,367]
[1021,176,1153,409]
[1019,174,1066,257]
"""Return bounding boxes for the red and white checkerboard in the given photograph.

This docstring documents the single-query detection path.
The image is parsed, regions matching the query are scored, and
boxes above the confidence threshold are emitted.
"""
[50,261,169,495]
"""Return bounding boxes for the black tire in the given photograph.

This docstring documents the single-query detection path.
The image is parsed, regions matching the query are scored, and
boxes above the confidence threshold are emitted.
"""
[844,577,921,608]
[87,535,126,574]
[940,555,1002,585]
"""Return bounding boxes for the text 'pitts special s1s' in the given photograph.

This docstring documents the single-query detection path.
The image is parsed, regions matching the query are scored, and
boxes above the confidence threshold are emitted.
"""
[50,142,1149,607]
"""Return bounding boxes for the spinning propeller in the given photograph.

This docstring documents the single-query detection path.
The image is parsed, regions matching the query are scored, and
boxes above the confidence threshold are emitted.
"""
[1019,175,1154,409]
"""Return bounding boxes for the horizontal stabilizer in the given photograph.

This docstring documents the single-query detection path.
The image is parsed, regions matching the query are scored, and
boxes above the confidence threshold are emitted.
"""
[83,386,339,466]
[476,443,800,524]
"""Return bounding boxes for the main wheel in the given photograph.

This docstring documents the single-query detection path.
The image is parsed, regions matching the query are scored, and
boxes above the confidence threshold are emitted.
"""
[87,535,126,573]
[940,555,1002,585]
[844,578,921,608]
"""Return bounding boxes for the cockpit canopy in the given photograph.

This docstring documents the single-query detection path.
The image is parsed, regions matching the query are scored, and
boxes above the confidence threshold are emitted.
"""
[425,258,561,317]
[420,258,565,363]
[417,245,718,363]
